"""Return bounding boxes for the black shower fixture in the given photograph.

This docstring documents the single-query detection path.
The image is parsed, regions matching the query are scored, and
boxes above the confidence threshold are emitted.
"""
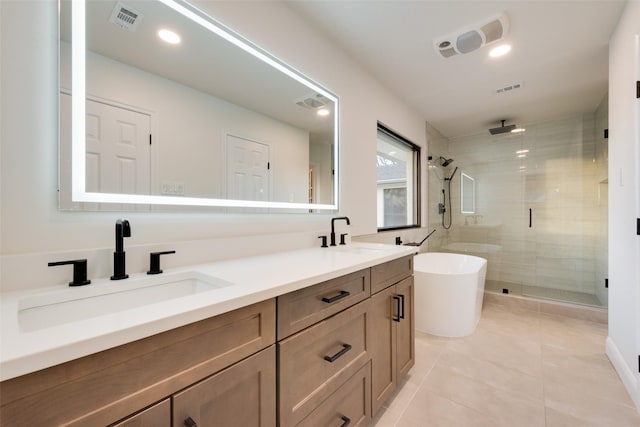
[489,119,517,135]
[439,156,454,167]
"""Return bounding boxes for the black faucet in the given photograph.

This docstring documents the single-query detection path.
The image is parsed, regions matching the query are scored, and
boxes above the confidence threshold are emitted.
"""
[330,216,350,246]
[111,218,131,280]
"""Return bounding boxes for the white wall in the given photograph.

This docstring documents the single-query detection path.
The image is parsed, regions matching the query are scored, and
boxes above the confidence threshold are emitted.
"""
[0,0,426,290]
[606,0,640,411]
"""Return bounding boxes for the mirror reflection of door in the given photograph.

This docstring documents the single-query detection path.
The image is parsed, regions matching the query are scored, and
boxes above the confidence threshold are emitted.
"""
[84,99,151,196]
[226,134,270,201]
[59,93,151,210]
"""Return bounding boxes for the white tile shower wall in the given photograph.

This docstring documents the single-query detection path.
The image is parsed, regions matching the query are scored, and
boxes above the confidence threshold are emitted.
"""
[445,114,605,301]
[426,122,451,251]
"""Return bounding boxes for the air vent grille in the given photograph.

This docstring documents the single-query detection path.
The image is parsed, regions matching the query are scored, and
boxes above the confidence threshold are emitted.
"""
[109,2,144,32]
[495,82,522,94]
[295,93,331,110]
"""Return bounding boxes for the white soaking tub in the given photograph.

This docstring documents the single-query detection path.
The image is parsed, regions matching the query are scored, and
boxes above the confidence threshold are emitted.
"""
[414,252,487,337]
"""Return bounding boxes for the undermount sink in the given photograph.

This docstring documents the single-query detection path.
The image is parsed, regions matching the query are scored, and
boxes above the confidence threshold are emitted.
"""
[17,272,233,332]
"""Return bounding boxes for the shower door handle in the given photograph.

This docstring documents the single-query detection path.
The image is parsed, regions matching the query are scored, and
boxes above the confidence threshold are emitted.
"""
[529,208,532,228]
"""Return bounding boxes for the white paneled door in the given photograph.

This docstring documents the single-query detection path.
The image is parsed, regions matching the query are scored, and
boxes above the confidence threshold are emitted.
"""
[84,98,151,196]
[226,134,270,202]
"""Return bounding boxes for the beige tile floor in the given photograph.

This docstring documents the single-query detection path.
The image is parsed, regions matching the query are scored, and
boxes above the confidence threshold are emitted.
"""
[372,297,640,426]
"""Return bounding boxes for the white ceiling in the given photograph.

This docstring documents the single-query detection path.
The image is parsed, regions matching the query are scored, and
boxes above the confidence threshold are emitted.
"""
[286,0,627,138]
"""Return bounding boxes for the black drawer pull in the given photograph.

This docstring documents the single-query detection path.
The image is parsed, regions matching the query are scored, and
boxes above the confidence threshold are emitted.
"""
[184,416,197,427]
[322,290,350,303]
[340,415,351,427]
[392,295,401,322]
[324,343,352,362]
[398,294,405,320]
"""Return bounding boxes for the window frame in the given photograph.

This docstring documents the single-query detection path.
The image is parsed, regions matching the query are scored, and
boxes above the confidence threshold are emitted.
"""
[376,122,421,231]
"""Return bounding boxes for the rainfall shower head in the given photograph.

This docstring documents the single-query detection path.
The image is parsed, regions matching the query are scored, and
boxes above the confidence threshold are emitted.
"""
[489,119,516,135]
[439,156,454,167]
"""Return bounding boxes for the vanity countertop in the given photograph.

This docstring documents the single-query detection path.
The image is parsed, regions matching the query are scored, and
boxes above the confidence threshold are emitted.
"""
[0,243,417,381]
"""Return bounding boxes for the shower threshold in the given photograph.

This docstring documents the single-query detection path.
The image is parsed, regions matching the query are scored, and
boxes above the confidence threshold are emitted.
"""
[485,280,605,308]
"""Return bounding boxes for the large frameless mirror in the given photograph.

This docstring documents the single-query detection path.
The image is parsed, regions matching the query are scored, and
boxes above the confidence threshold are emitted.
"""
[59,0,339,211]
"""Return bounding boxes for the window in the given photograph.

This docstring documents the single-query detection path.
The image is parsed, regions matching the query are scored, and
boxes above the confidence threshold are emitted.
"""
[376,123,420,230]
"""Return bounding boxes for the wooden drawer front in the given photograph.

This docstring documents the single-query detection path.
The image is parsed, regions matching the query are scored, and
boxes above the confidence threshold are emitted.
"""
[173,345,276,427]
[277,268,370,339]
[111,399,170,427]
[0,299,276,427]
[278,299,370,426]
[296,361,371,427]
[371,255,413,294]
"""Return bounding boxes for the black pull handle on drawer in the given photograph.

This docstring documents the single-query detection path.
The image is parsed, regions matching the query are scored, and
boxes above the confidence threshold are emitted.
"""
[322,290,350,303]
[392,295,401,322]
[184,416,197,427]
[340,415,351,427]
[398,294,405,320]
[324,343,352,363]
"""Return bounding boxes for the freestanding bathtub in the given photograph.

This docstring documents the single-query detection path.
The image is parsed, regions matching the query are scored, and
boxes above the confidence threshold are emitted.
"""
[414,252,487,337]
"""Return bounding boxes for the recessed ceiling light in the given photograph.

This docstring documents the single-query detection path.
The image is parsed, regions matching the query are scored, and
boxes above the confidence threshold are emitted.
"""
[516,149,529,154]
[317,108,330,116]
[158,29,181,44]
[489,44,511,58]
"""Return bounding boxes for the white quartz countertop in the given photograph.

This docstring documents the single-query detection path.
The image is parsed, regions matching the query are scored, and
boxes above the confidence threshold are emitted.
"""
[0,242,417,381]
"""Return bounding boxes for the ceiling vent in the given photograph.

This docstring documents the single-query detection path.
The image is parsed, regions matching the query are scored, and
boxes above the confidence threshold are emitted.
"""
[434,13,509,59]
[295,93,332,110]
[109,2,144,32]
[495,82,523,94]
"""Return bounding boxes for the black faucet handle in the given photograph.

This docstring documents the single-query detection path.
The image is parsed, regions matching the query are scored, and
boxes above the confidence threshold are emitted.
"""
[339,233,348,245]
[147,250,176,275]
[48,259,91,286]
[318,236,328,248]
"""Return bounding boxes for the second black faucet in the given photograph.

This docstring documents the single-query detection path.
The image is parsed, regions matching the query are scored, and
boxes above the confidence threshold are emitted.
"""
[111,218,131,280]
[330,216,350,246]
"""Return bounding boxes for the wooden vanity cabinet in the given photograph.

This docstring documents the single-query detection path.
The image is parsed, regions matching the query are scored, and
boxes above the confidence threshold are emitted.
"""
[370,257,415,416]
[0,299,276,427]
[1,254,415,427]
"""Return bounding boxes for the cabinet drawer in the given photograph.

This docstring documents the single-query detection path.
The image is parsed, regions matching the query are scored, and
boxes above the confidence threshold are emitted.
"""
[371,255,413,294]
[0,299,276,427]
[173,346,276,427]
[277,268,370,339]
[111,399,170,427]
[296,361,371,427]
[278,299,370,426]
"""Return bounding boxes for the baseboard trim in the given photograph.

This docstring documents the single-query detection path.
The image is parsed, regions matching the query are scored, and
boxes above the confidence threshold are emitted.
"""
[606,336,640,412]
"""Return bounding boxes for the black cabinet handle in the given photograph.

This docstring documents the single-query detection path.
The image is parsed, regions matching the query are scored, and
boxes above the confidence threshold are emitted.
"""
[340,415,351,427]
[398,294,405,320]
[184,416,197,427]
[322,290,350,303]
[324,343,352,363]
[392,295,401,322]
[529,208,532,228]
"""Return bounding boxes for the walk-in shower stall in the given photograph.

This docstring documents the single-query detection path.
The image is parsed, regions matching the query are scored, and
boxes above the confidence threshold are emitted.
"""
[428,107,608,308]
